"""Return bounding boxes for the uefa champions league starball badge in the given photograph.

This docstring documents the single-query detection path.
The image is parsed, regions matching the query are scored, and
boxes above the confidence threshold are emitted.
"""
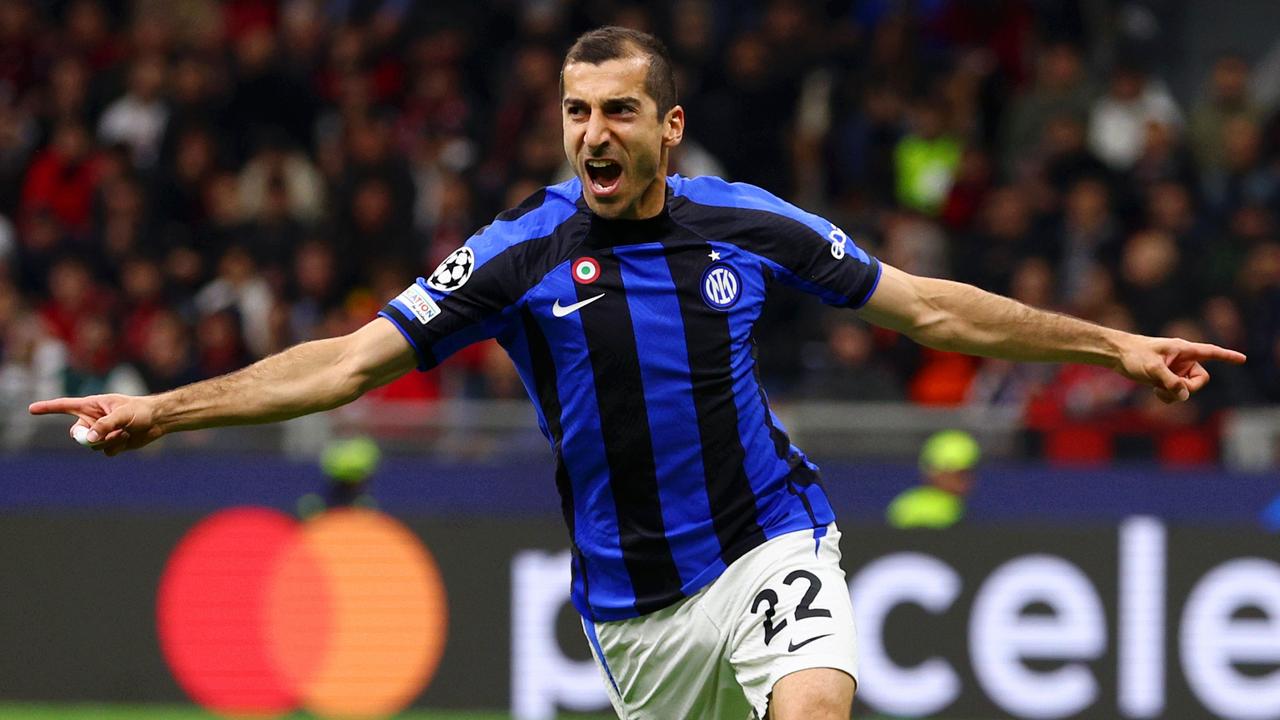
[427,247,475,292]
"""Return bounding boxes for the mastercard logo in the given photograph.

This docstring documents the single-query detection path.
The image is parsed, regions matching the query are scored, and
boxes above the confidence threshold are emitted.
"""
[157,507,447,718]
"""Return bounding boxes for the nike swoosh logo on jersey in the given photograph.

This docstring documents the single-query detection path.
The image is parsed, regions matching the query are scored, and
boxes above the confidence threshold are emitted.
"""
[788,633,833,652]
[552,293,605,317]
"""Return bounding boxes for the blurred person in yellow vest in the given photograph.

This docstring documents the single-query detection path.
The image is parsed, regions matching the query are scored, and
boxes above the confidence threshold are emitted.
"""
[887,429,980,529]
[298,435,381,519]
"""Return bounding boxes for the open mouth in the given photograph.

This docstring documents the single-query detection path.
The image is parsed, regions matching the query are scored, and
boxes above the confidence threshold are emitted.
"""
[584,158,623,196]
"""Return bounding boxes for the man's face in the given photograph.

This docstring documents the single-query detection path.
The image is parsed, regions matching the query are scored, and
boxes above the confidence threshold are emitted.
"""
[930,470,974,497]
[562,55,683,219]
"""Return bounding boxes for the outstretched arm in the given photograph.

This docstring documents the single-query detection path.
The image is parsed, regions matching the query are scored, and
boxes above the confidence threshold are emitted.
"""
[28,317,417,455]
[857,263,1247,403]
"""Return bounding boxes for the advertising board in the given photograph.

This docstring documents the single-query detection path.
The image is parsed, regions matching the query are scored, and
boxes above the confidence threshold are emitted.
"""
[1,512,1276,719]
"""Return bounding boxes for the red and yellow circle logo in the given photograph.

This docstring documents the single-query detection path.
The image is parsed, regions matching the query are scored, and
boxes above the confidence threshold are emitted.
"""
[157,507,447,718]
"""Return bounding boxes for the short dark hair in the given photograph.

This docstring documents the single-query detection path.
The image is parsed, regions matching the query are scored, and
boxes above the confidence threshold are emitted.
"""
[561,26,677,118]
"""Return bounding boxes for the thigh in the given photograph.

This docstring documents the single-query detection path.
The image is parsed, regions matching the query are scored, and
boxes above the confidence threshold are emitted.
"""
[587,592,754,720]
[725,527,858,719]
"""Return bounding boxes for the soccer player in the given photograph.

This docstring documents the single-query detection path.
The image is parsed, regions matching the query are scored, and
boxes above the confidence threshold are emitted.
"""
[31,26,1245,720]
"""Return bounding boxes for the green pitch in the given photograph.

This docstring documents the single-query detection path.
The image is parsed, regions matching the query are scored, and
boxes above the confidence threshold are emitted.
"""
[0,704,977,719]
[0,707,612,720]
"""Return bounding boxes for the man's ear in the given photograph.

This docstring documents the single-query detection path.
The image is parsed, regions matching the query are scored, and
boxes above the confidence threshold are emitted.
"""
[663,105,685,148]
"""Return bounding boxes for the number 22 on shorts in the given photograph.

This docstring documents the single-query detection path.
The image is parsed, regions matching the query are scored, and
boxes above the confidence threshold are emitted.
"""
[750,570,833,649]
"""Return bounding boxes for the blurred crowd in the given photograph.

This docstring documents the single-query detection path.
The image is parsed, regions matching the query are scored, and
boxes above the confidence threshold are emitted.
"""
[1,0,1279,439]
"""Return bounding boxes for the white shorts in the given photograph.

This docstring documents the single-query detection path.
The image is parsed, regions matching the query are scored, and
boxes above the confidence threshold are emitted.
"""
[582,524,857,719]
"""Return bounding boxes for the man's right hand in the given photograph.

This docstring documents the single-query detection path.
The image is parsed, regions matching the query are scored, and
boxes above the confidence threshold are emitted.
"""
[1111,335,1247,404]
[29,394,166,457]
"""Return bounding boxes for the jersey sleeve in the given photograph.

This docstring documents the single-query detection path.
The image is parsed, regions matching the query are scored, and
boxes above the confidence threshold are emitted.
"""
[378,187,579,370]
[378,241,519,371]
[670,176,882,308]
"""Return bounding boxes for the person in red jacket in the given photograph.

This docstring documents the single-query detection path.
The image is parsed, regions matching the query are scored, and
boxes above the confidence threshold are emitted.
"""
[20,120,103,237]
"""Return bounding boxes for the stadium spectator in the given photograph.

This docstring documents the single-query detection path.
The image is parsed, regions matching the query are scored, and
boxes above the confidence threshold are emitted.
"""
[1053,177,1122,306]
[1128,113,1196,192]
[37,256,103,347]
[1002,42,1092,177]
[939,146,993,233]
[0,0,44,103]
[153,125,221,230]
[0,101,37,218]
[277,0,328,84]
[829,78,905,208]
[194,245,274,358]
[700,32,797,194]
[39,56,93,136]
[134,308,199,392]
[97,54,170,170]
[195,308,251,379]
[62,313,145,397]
[60,0,125,73]
[334,112,417,274]
[21,119,102,236]
[420,172,476,269]
[1201,115,1279,221]
[158,54,228,171]
[1036,112,1111,198]
[286,238,341,342]
[887,429,981,529]
[240,171,309,280]
[1189,54,1262,174]
[1144,180,1205,253]
[0,0,1275,464]
[238,129,325,226]
[93,172,151,271]
[0,308,66,430]
[800,313,905,402]
[1117,229,1191,336]
[894,94,963,215]
[1088,61,1182,172]
[117,255,165,362]
[225,23,317,162]
[955,185,1035,295]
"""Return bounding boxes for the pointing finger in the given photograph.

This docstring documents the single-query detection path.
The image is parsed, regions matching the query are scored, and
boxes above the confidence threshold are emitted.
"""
[1184,343,1247,365]
[29,398,96,417]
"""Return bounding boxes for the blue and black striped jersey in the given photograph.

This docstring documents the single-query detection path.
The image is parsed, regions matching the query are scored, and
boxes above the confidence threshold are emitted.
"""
[380,175,881,621]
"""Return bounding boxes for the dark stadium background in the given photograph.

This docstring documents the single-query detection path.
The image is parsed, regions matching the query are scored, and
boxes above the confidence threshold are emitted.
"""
[1,1,1278,719]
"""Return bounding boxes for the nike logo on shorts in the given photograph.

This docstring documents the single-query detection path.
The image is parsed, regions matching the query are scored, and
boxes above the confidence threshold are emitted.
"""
[552,293,605,317]
[787,633,832,652]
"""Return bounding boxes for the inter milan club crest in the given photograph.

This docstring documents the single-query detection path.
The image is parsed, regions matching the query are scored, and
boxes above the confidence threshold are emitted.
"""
[427,247,475,292]
[701,263,741,310]
[572,257,601,284]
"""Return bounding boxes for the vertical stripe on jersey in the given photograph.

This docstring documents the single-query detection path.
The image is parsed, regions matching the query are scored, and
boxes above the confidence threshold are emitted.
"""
[518,311,575,531]
[527,268,635,616]
[614,243,727,591]
[577,252,683,615]
[514,308,604,617]
[717,240,835,536]
[661,240,767,566]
